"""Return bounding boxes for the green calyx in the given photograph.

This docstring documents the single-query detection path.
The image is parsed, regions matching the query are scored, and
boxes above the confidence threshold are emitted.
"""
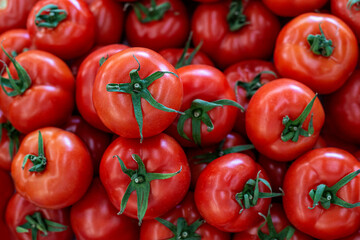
[106,55,183,143]
[227,0,249,32]
[309,169,360,210]
[175,32,203,69]
[99,54,109,67]
[307,25,334,57]
[16,211,67,240]
[347,0,360,10]
[0,121,20,159]
[22,131,47,172]
[257,207,295,240]
[133,0,171,23]
[235,171,283,214]
[236,71,277,99]
[193,138,254,164]
[177,99,244,146]
[156,217,203,240]
[116,154,182,225]
[0,45,31,97]
[35,4,67,28]
[281,94,317,142]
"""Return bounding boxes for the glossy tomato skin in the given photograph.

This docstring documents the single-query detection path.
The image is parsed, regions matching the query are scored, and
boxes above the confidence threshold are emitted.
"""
[100,133,190,220]
[0,170,14,240]
[27,0,96,60]
[192,0,280,69]
[224,60,278,135]
[11,127,93,209]
[70,178,139,240]
[158,48,214,67]
[62,116,112,175]
[89,0,124,45]
[195,153,272,232]
[6,193,73,240]
[283,148,360,239]
[0,50,75,134]
[166,64,238,147]
[125,0,189,51]
[274,13,358,94]
[262,0,328,17]
[140,192,231,240]
[0,0,38,33]
[0,29,32,65]
[246,79,325,162]
[93,47,183,139]
[257,154,288,191]
[76,44,129,132]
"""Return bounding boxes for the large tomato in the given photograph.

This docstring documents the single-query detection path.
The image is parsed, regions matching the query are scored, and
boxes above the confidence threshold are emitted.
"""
[283,148,360,239]
[262,0,328,17]
[246,79,325,161]
[191,0,280,69]
[11,127,93,209]
[274,13,358,94]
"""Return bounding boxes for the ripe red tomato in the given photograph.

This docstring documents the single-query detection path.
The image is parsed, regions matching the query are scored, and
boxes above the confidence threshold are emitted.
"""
[6,193,73,240]
[27,0,96,60]
[191,0,280,69]
[0,29,31,65]
[0,50,75,134]
[100,133,190,223]
[70,178,139,240]
[262,0,328,17]
[0,169,14,240]
[274,13,358,94]
[125,0,189,51]
[11,127,93,209]
[283,148,360,239]
[246,79,325,161]
[140,192,231,240]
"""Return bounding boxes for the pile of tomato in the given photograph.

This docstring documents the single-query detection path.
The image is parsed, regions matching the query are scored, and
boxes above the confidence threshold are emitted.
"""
[1,0,360,239]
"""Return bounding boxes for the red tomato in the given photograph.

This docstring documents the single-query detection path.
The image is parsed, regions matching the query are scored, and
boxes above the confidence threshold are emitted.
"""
[257,154,288,191]
[89,0,124,45]
[0,169,14,240]
[283,148,360,239]
[6,193,73,240]
[158,48,214,68]
[166,64,240,147]
[76,44,128,132]
[0,50,75,133]
[70,178,139,240]
[195,153,275,232]
[0,0,38,34]
[93,47,183,140]
[246,79,325,161]
[62,116,112,175]
[262,0,328,17]
[125,0,189,51]
[191,0,280,69]
[140,192,231,240]
[11,127,93,209]
[0,29,32,65]
[99,133,190,223]
[27,0,96,60]
[274,13,358,94]
[224,59,278,135]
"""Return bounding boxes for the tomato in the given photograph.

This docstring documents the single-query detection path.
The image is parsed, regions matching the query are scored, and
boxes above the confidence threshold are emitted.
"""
[140,192,231,240]
[283,148,360,239]
[11,127,93,209]
[195,153,280,232]
[125,0,189,51]
[166,64,241,147]
[191,0,280,69]
[262,0,328,17]
[6,193,73,240]
[0,0,38,34]
[99,133,190,224]
[257,154,288,191]
[93,47,183,141]
[62,116,112,175]
[340,228,360,240]
[0,169,14,240]
[274,13,358,94]
[0,50,75,134]
[0,116,21,171]
[27,0,96,60]
[0,29,31,65]
[224,59,278,135]
[159,48,214,68]
[246,79,325,161]
[89,0,124,45]
[76,44,128,132]
[70,178,139,240]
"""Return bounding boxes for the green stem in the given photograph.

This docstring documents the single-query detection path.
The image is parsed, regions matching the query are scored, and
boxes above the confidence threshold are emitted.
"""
[236,71,277,99]
[175,32,203,69]
[133,0,171,23]
[156,217,203,240]
[35,4,67,28]
[22,131,47,172]
[227,0,249,32]
[307,25,334,57]
[0,121,20,159]
[347,0,360,10]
